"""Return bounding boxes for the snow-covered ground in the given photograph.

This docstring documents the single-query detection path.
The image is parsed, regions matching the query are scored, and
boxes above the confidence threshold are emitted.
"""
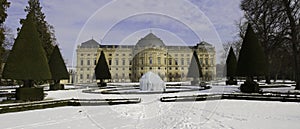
[0,83,300,129]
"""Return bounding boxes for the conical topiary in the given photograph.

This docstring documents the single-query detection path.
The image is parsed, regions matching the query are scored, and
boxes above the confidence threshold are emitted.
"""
[226,47,237,85]
[237,24,267,92]
[2,11,51,84]
[48,45,69,90]
[95,50,111,86]
[187,51,203,85]
[2,11,51,101]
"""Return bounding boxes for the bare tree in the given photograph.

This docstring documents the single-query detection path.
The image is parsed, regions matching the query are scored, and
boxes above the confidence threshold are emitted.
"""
[241,0,299,87]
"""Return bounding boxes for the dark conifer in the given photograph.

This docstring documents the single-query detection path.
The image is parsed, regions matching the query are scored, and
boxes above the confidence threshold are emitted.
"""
[237,24,267,92]
[95,51,111,86]
[2,11,51,83]
[2,11,50,100]
[187,51,203,85]
[21,0,56,59]
[226,47,237,85]
[48,45,69,90]
[0,0,10,82]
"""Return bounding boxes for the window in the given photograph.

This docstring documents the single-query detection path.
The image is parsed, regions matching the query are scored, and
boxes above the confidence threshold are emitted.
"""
[169,67,172,70]
[187,59,190,65]
[150,67,152,70]
[115,59,119,65]
[81,54,84,56]
[122,73,125,78]
[129,60,132,65]
[109,54,112,56]
[122,54,126,56]
[175,54,178,57]
[149,57,153,64]
[80,74,83,79]
[141,67,144,70]
[181,54,184,57]
[116,68,118,70]
[140,58,144,65]
[116,54,119,56]
[81,60,84,66]
[158,67,161,70]
[181,58,184,65]
[87,54,90,56]
[94,54,97,56]
[87,74,90,79]
[175,59,178,65]
[108,59,112,65]
[157,57,161,65]
[205,58,208,65]
[94,59,97,65]
[87,60,90,65]
[87,68,89,71]
[122,58,125,65]
[169,59,172,65]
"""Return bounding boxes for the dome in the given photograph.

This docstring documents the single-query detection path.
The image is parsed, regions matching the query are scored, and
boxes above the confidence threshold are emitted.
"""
[136,33,165,48]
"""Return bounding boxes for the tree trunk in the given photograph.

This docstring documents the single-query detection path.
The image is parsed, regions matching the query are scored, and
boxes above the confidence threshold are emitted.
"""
[23,80,34,88]
[266,76,271,84]
[282,0,300,89]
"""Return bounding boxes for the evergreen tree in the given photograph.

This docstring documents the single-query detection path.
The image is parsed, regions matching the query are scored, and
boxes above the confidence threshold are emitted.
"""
[21,0,56,59]
[226,47,237,85]
[187,51,203,85]
[237,24,267,92]
[2,11,51,87]
[0,0,10,80]
[48,45,69,90]
[95,51,111,86]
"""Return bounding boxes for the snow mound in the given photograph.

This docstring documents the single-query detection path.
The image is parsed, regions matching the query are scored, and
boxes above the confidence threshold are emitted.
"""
[139,71,166,91]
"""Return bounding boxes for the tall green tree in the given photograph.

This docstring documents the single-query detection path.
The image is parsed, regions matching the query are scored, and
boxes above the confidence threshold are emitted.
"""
[21,0,56,59]
[48,45,69,90]
[226,47,237,85]
[187,51,203,85]
[95,51,111,86]
[2,11,51,87]
[237,24,267,92]
[0,0,10,79]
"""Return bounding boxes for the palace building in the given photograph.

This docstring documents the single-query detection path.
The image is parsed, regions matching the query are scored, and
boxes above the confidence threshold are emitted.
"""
[76,33,216,84]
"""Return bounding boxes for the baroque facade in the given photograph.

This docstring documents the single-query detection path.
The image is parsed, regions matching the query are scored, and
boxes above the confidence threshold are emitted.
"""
[76,33,216,83]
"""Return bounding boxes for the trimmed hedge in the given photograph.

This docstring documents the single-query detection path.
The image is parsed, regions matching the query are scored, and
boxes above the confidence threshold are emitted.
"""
[16,87,44,101]
[240,81,260,93]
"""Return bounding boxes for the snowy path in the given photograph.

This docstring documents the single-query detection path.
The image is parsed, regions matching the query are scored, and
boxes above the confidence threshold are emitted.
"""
[0,85,300,129]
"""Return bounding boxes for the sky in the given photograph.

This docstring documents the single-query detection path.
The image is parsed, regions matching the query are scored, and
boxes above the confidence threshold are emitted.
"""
[5,0,244,66]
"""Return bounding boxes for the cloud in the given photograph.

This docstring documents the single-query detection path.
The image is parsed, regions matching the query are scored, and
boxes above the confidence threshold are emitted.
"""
[6,0,243,65]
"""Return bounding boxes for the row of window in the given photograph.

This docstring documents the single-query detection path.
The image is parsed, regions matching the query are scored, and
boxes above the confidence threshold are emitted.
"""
[108,53,132,57]
[80,53,97,56]
[79,58,213,66]
[80,59,97,66]
[78,66,213,72]
[80,52,212,58]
